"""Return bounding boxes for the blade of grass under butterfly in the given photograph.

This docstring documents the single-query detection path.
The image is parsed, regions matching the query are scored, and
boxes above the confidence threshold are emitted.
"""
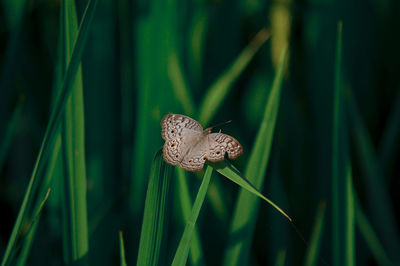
[119,231,127,266]
[137,149,173,266]
[172,166,212,266]
[304,202,326,266]
[0,98,24,171]
[59,0,89,263]
[197,28,270,125]
[1,1,98,265]
[210,161,291,222]
[222,45,287,266]
[346,89,400,261]
[176,168,205,265]
[355,198,392,266]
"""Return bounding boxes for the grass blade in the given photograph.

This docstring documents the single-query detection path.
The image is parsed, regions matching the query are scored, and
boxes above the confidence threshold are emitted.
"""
[176,168,205,265]
[331,21,355,266]
[222,45,288,265]
[355,199,393,266]
[58,0,90,263]
[304,202,326,266]
[346,89,400,261]
[0,1,98,265]
[345,164,356,266]
[331,21,345,266]
[119,231,127,266]
[211,161,291,221]
[137,149,173,266]
[168,51,196,117]
[172,166,213,266]
[274,250,286,266]
[198,28,270,125]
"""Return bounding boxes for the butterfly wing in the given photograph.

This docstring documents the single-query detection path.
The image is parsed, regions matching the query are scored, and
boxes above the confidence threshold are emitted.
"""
[179,139,209,171]
[206,133,243,162]
[161,114,203,141]
[161,114,203,167]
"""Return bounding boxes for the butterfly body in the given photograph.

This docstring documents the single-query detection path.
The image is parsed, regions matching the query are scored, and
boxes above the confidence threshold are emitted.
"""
[161,114,243,171]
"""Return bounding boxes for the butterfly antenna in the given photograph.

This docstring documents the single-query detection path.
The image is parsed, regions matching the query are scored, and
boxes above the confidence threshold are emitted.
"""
[208,120,232,130]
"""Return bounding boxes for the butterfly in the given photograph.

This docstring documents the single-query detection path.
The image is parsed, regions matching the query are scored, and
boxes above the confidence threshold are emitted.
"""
[161,114,243,171]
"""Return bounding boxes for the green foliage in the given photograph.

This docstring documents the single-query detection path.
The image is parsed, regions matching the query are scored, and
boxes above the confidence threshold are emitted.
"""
[0,0,399,265]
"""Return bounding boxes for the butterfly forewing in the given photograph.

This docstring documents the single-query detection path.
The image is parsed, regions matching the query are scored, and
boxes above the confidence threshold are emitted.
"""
[161,114,203,141]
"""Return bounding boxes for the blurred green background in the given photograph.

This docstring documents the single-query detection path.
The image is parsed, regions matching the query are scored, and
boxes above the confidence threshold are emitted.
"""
[0,0,399,265]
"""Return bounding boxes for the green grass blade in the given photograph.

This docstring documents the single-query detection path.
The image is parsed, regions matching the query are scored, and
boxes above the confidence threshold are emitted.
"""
[211,161,291,221]
[137,149,173,266]
[304,202,326,266]
[59,0,90,263]
[172,166,213,266]
[15,188,51,266]
[346,89,400,261]
[222,45,288,266]
[355,199,393,266]
[119,231,127,266]
[345,163,356,266]
[176,168,205,265]
[198,28,270,125]
[0,98,24,171]
[0,3,98,262]
[168,51,196,117]
[274,250,286,266]
[331,21,348,266]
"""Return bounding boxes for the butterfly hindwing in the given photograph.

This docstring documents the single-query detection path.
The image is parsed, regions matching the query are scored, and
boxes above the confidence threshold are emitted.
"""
[207,133,243,162]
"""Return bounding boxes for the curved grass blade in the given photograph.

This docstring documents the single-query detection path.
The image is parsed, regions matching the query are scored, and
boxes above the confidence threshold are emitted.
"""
[210,160,291,221]
[176,168,205,265]
[198,28,270,125]
[172,166,213,266]
[304,202,326,266]
[0,1,99,265]
[222,45,288,266]
[137,149,173,266]
[119,231,127,266]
